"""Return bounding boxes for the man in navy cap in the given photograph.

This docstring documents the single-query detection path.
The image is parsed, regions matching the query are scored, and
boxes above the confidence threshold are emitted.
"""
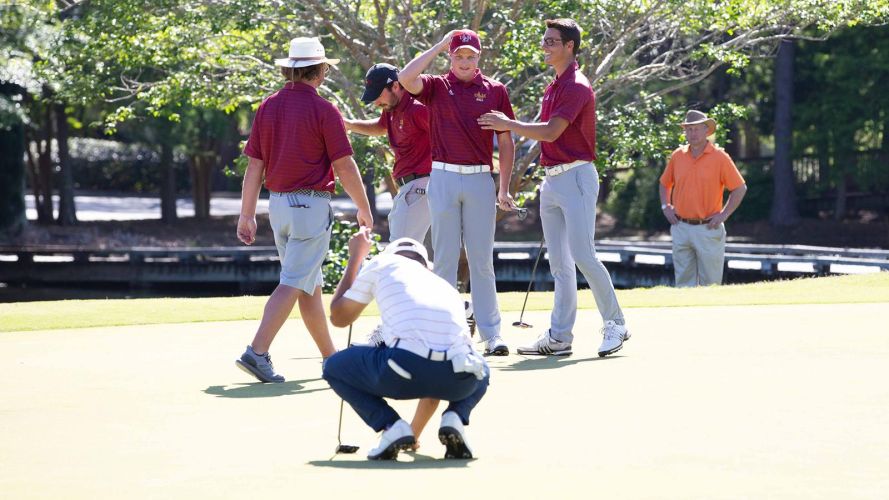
[344,63,432,244]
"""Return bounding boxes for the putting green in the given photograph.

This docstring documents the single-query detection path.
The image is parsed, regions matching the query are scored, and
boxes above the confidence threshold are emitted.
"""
[2,302,888,498]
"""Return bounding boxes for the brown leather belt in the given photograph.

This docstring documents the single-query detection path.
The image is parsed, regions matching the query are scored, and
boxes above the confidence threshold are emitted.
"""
[396,173,429,186]
[678,217,712,225]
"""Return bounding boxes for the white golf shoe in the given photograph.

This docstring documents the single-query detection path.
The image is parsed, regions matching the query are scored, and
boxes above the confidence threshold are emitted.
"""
[517,330,572,356]
[483,336,509,356]
[367,419,415,460]
[438,411,473,459]
[597,320,630,357]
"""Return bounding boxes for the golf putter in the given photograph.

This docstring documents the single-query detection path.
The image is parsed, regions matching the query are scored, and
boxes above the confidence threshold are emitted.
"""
[335,324,359,454]
[513,235,546,329]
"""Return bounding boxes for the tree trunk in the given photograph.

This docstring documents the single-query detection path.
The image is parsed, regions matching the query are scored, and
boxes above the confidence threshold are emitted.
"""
[0,86,27,238]
[55,103,77,226]
[160,140,178,222]
[189,154,212,219]
[834,172,848,220]
[742,120,761,159]
[770,39,800,226]
[34,100,55,224]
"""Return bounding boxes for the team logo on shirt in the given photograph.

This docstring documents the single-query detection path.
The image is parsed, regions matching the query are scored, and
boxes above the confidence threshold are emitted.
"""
[474,91,486,102]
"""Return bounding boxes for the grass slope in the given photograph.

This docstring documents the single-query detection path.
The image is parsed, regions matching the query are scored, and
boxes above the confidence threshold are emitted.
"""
[2,273,887,333]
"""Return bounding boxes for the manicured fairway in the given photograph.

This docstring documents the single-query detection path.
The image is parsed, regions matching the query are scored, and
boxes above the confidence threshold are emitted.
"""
[2,293,888,498]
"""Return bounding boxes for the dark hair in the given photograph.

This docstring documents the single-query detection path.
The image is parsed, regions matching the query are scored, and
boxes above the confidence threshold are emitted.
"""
[545,18,581,56]
[395,250,427,267]
[280,63,328,82]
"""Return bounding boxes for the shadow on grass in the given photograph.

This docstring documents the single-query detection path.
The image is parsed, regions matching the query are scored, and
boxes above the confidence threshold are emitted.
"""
[204,378,328,398]
[309,452,473,469]
[496,355,623,371]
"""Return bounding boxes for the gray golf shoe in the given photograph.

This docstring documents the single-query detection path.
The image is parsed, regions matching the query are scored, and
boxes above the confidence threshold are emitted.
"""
[236,345,285,383]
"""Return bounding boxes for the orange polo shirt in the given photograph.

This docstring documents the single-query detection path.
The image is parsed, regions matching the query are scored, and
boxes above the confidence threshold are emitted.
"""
[660,142,745,219]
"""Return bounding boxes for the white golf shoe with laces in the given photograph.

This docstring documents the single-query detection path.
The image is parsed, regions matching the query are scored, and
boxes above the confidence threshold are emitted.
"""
[597,320,630,357]
[517,330,572,356]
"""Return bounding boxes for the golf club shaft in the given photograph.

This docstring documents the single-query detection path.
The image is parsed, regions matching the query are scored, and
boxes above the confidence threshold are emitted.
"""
[336,324,353,446]
[518,236,546,321]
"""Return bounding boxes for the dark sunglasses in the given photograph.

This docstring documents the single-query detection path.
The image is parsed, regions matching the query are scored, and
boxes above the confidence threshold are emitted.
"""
[542,37,564,47]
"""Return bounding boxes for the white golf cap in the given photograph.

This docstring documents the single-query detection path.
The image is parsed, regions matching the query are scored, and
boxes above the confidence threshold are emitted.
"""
[383,237,429,266]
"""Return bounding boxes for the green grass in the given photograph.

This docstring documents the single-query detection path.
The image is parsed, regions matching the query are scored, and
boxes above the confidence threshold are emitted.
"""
[2,273,887,333]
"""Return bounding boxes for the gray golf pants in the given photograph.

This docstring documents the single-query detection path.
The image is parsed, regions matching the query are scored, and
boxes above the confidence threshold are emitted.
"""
[540,162,624,344]
[427,169,500,341]
[388,176,431,243]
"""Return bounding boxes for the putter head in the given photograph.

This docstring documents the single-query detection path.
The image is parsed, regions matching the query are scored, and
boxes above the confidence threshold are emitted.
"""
[335,444,359,454]
[512,320,533,329]
[516,207,528,221]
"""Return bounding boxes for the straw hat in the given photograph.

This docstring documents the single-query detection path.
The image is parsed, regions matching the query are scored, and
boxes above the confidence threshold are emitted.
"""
[681,110,717,137]
[275,37,340,68]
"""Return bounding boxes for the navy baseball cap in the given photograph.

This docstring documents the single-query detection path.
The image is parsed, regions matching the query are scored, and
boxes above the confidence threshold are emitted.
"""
[360,63,399,104]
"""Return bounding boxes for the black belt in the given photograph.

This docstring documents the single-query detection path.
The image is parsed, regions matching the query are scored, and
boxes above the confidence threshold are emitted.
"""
[678,217,712,225]
[396,173,429,187]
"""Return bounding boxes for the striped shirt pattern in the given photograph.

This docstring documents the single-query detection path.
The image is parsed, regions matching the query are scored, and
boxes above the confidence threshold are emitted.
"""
[344,254,471,351]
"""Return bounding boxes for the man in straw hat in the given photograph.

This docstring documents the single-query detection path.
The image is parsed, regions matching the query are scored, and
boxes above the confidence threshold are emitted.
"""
[324,228,489,460]
[659,109,747,287]
[234,37,373,383]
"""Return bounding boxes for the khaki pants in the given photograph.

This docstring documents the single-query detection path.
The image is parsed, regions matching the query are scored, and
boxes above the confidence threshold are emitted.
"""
[670,222,726,287]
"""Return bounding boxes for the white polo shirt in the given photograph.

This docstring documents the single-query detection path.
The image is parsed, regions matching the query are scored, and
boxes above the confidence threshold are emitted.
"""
[344,253,470,351]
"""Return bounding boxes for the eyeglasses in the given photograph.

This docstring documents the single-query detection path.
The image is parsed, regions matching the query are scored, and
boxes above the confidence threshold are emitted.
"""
[542,37,563,47]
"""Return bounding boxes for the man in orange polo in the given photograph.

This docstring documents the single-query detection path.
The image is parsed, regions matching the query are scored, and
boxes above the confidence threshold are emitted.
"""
[659,110,747,287]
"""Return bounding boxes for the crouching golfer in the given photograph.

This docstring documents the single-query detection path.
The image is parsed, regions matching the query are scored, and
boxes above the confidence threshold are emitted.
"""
[323,228,489,460]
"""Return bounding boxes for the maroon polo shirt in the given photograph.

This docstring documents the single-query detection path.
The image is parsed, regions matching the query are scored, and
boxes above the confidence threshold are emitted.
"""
[377,93,432,179]
[414,70,515,167]
[540,63,597,167]
[244,82,353,193]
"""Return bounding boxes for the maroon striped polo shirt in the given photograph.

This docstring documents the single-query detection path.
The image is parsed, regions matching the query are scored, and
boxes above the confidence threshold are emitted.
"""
[244,82,353,193]
[540,63,597,167]
[414,70,515,167]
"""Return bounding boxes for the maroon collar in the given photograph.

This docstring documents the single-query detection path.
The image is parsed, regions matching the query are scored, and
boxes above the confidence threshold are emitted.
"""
[446,69,485,87]
[282,81,317,93]
[553,61,578,84]
[393,92,413,113]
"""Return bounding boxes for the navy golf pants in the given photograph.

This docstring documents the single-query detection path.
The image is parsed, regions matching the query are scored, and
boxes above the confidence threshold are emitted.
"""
[323,345,489,432]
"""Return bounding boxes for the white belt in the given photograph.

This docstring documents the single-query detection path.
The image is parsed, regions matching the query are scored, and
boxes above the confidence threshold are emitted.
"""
[392,338,471,362]
[544,159,589,177]
[432,161,490,175]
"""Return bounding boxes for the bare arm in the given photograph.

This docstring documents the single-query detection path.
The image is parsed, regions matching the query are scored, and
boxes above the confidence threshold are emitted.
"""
[707,183,748,229]
[331,155,374,228]
[329,228,373,327]
[496,131,517,211]
[478,113,570,143]
[344,118,387,137]
[659,183,678,225]
[237,156,265,245]
[399,30,455,95]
